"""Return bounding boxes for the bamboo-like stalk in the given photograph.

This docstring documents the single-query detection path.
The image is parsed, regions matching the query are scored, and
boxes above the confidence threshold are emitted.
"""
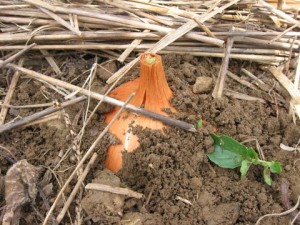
[212,29,234,98]
[85,183,144,199]
[107,0,240,83]
[22,0,224,46]
[0,59,24,125]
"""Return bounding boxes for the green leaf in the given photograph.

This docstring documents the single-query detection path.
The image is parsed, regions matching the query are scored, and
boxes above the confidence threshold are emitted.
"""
[208,144,243,169]
[240,160,251,179]
[270,162,282,174]
[263,167,272,185]
[195,119,203,129]
[208,133,282,185]
[210,134,257,159]
[246,148,259,161]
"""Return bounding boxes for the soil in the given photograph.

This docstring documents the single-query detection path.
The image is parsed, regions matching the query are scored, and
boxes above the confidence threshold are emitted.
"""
[1,53,300,225]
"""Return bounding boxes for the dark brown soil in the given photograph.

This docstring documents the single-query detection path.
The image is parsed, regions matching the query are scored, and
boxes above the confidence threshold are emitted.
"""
[1,53,300,225]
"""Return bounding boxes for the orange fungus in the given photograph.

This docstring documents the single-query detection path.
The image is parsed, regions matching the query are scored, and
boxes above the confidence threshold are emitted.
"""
[105,53,176,172]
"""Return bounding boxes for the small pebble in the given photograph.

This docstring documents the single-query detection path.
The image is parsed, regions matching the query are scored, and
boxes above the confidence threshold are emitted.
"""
[193,76,213,94]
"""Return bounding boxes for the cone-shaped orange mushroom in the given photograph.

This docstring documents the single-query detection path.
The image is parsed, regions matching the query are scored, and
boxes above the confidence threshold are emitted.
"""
[105,53,176,172]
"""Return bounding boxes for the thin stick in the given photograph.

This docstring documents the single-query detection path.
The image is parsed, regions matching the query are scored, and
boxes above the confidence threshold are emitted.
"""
[118,29,149,63]
[3,61,196,132]
[255,196,300,225]
[227,71,259,91]
[258,0,299,25]
[56,153,98,223]
[23,113,61,128]
[267,65,300,103]
[241,68,271,92]
[38,7,81,36]
[267,65,300,119]
[192,18,216,38]
[270,21,300,43]
[42,93,135,225]
[0,103,53,108]
[85,183,144,199]
[40,50,62,75]
[224,89,266,104]
[294,49,300,89]
[0,43,35,68]
[0,96,86,134]
[212,29,234,98]
[0,58,24,125]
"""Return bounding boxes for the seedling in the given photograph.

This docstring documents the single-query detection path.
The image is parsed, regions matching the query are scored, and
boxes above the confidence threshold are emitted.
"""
[207,133,282,185]
[195,119,203,129]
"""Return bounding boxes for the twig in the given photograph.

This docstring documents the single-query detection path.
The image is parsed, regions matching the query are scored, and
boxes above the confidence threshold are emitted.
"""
[0,96,86,134]
[270,21,300,43]
[40,50,62,75]
[293,49,300,89]
[42,93,135,225]
[0,43,35,68]
[0,58,24,125]
[267,65,300,119]
[23,113,61,128]
[224,89,266,104]
[258,0,299,25]
[85,183,144,199]
[212,28,234,98]
[0,144,17,163]
[227,70,259,91]
[241,68,271,92]
[255,195,300,225]
[118,29,149,63]
[56,153,98,223]
[0,102,53,109]
[3,61,196,132]
[38,7,81,36]
[284,36,297,75]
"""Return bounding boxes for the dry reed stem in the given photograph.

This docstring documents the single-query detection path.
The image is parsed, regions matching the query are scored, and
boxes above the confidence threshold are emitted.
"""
[40,50,61,75]
[212,30,234,99]
[267,65,300,119]
[23,113,61,128]
[56,153,98,223]
[23,0,224,45]
[258,0,299,24]
[0,96,86,134]
[241,68,271,92]
[42,93,135,225]
[227,71,259,91]
[38,7,81,36]
[85,183,144,199]
[0,43,36,68]
[107,0,240,84]
[224,89,266,104]
[0,58,24,125]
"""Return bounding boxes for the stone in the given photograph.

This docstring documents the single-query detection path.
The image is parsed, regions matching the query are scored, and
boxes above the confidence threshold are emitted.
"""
[193,76,213,94]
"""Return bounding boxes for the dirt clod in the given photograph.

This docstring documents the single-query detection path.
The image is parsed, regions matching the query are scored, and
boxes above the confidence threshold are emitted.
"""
[193,76,213,94]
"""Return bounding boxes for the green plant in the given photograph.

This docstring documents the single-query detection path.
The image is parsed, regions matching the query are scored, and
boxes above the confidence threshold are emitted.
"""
[195,119,203,129]
[207,133,282,185]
